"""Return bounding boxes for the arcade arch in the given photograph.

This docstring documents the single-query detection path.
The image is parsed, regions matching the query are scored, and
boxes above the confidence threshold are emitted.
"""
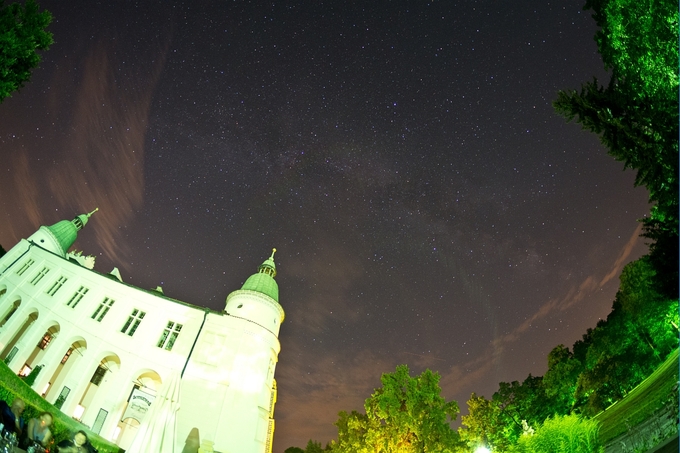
[113,368,162,448]
[0,309,38,364]
[19,322,60,377]
[44,337,87,400]
[0,296,21,328]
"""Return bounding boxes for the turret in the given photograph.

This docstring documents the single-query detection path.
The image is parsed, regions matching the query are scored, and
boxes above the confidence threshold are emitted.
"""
[225,249,285,336]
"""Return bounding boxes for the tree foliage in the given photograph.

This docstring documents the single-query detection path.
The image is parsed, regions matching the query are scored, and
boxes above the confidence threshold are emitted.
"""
[0,0,53,102]
[568,257,677,416]
[328,365,462,453]
[21,364,42,387]
[284,448,305,453]
[459,393,503,451]
[543,345,583,415]
[304,439,325,453]
[616,256,678,354]
[493,376,554,440]
[554,0,679,297]
[460,376,556,451]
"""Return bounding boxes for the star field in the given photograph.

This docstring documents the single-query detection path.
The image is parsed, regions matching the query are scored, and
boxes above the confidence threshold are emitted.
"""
[0,1,651,450]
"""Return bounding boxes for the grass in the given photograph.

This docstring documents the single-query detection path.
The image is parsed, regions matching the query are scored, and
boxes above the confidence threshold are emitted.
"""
[594,348,679,445]
[0,361,122,453]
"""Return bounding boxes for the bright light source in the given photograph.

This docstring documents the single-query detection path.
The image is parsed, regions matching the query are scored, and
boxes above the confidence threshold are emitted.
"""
[475,447,491,453]
[73,404,85,420]
[111,426,121,441]
[18,365,32,377]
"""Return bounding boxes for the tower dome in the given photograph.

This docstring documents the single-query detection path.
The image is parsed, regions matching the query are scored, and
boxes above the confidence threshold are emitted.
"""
[241,248,278,302]
[28,208,98,257]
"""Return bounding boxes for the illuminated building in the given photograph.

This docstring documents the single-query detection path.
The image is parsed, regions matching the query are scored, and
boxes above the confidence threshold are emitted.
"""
[0,211,283,452]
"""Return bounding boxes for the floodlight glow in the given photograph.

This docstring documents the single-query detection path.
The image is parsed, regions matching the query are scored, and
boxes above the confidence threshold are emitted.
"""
[73,404,85,420]
[475,447,491,453]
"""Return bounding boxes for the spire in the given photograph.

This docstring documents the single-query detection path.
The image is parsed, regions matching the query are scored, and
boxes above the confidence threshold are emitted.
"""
[241,248,279,302]
[72,208,99,231]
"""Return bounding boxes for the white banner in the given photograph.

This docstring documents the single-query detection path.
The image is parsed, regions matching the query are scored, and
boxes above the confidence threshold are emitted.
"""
[121,388,156,423]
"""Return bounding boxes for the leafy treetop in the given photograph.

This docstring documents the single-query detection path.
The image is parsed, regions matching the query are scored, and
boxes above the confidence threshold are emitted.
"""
[0,0,53,102]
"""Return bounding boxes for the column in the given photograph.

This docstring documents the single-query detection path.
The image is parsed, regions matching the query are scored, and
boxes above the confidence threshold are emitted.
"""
[9,318,51,374]
[31,334,73,395]
[6,318,43,373]
[0,304,33,354]
[59,350,100,417]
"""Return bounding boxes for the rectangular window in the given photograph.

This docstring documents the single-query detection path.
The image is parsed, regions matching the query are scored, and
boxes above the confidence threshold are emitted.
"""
[30,267,50,285]
[67,286,89,308]
[4,346,18,365]
[92,409,108,434]
[91,297,114,322]
[16,259,35,276]
[37,333,52,350]
[46,276,68,296]
[121,309,146,336]
[54,386,70,409]
[156,322,183,351]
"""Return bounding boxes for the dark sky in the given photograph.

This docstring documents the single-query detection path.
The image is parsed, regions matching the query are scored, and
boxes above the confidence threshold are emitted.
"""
[0,1,650,451]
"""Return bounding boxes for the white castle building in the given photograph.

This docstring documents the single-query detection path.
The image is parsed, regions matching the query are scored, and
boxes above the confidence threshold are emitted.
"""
[0,211,284,453]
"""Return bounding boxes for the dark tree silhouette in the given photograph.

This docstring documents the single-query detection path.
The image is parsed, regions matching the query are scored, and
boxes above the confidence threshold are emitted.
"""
[0,0,53,102]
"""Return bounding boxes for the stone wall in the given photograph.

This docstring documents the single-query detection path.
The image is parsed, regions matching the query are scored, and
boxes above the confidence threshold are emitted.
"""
[604,403,678,453]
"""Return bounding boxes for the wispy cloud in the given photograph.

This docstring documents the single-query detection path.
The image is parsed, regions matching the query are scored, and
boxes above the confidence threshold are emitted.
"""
[0,41,167,263]
[437,224,644,400]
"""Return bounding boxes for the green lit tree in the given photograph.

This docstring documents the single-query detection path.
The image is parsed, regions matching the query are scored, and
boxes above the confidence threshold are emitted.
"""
[0,0,53,102]
[460,393,503,451]
[327,411,370,453]
[329,365,462,453]
[616,256,678,358]
[554,0,679,297]
[543,345,583,415]
[460,376,554,452]
[363,365,461,452]
[573,269,675,416]
[492,375,554,445]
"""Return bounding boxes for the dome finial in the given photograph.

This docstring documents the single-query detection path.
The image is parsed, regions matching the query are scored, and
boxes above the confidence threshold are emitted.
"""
[270,248,276,260]
[87,207,99,217]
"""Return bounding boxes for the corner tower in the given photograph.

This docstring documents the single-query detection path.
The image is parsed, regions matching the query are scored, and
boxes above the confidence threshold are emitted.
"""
[225,249,285,336]
[178,250,285,453]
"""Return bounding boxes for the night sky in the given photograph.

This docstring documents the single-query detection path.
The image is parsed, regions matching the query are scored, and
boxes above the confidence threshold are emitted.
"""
[0,1,651,451]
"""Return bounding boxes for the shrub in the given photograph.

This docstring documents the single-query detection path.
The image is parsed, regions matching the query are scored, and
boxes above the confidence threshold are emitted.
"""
[511,414,603,453]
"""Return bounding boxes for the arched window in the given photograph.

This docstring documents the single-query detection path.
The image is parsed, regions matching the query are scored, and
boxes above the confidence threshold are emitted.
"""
[0,298,21,327]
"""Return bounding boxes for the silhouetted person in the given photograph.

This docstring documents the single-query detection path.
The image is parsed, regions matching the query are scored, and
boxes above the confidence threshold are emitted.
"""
[0,397,25,436]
